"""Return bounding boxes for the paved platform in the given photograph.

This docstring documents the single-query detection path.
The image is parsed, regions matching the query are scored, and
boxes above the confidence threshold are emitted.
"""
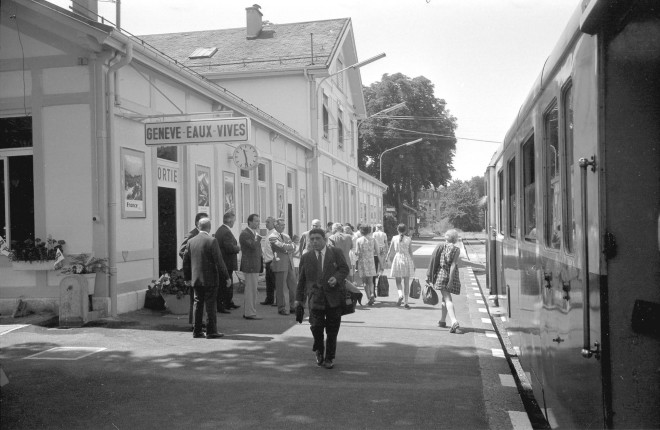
[0,241,533,429]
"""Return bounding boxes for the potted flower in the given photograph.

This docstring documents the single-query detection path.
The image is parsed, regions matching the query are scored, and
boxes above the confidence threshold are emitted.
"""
[5,235,66,271]
[61,253,109,295]
[148,270,190,314]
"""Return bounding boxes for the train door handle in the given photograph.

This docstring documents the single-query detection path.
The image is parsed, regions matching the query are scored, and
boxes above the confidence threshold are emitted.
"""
[581,341,601,360]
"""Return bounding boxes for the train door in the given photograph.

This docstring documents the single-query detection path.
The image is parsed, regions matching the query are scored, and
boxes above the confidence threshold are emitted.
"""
[485,166,499,298]
[597,6,660,427]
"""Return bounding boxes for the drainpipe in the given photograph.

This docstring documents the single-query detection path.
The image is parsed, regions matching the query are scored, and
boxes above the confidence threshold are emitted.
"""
[106,40,132,316]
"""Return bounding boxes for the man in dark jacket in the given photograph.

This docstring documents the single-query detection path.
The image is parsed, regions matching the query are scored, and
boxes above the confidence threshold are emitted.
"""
[214,212,241,313]
[180,212,208,324]
[183,218,230,339]
[295,228,349,369]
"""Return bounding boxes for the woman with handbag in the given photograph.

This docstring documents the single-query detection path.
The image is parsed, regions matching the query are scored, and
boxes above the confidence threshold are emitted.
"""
[385,224,416,308]
[427,229,462,333]
[355,225,379,306]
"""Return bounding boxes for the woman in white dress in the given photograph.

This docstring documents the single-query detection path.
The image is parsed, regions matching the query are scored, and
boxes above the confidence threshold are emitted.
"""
[355,225,378,306]
[386,224,415,308]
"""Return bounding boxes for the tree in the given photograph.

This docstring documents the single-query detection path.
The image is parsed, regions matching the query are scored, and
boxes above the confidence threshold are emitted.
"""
[438,180,482,232]
[359,73,457,215]
[467,175,485,198]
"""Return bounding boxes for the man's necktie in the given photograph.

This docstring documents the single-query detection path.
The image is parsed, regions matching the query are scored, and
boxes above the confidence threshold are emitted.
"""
[316,251,323,280]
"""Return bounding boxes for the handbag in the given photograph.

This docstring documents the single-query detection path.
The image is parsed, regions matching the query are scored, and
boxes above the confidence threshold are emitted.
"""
[341,285,356,315]
[409,277,421,299]
[422,281,439,305]
[376,275,389,297]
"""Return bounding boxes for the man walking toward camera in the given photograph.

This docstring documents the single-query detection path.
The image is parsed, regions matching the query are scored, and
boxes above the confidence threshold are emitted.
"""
[295,228,349,369]
[183,218,230,339]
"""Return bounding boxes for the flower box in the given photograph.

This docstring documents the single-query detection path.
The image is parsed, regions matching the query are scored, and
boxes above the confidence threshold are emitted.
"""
[162,293,190,315]
[12,260,57,271]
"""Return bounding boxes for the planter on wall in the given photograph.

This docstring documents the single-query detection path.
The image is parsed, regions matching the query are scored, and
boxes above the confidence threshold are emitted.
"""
[11,261,56,271]
[162,294,190,315]
[83,273,97,295]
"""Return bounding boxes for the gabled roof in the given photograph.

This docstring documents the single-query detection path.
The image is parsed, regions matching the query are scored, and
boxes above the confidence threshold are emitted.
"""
[138,18,350,75]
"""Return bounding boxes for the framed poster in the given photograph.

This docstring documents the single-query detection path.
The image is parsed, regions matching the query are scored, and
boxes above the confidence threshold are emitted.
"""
[299,189,307,224]
[276,183,285,219]
[120,147,146,218]
[223,171,235,214]
[196,165,211,215]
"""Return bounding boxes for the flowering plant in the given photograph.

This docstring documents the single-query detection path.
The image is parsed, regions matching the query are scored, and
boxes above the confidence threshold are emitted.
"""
[148,270,189,299]
[5,235,66,264]
[61,253,109,275]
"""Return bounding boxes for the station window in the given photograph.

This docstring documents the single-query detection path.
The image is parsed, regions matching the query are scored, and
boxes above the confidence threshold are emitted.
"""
[257,163,267,220]
[522,135,536,242]
[337,106,344,150]
[322,93,329,139]
[544,101,560,250]
[156,146,177,162]
[498,170,504,234]
[562,84,575,253]
[508,157,516,237]
[0,117,34,250]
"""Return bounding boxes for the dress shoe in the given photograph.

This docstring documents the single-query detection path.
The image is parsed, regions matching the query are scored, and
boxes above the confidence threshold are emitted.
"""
[278,310,290,316]
[438,321,447,328]
[449,322,461,334]
[396,296,403,306]
[324,359,334,369]
[218,309,230,314]
[206,332,224,339]
[404,304,410,309]
[260,300,274,305]
[193,332,206,339]
[243,315,262,320]
[229,304,240,309]
[315,351,324,366]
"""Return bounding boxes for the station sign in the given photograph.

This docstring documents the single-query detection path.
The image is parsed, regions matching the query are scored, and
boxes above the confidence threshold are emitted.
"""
[145,117,250,146]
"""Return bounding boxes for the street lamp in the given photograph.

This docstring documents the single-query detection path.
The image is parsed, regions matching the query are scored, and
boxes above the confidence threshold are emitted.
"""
[379,138,423,183]
[357,102,406,132]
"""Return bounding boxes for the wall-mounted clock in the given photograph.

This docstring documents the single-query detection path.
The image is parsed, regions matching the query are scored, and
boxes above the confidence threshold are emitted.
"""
[233,143,259,169]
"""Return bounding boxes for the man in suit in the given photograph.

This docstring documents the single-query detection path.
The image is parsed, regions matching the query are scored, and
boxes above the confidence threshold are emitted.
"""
[295,228,350,369]
[214,212,241,314]
[182,218,230,339]
[180,212,208,325]
[297,219,322,257]
[239,213,263,320]
[260,216,277,306]
[328,223,354,282]
[270,218,297,315]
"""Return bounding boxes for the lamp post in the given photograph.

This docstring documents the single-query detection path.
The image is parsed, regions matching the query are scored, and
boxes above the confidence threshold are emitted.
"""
[357,101,406,132]
[379,138,423,183]
[314,53,386,104]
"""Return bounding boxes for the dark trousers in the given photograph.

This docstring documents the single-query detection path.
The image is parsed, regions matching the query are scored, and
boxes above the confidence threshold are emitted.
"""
[264,262,276,303]
[309,307,342,360]
[193,284,218,335]
[217,270,234,310]
[372,256,380,287]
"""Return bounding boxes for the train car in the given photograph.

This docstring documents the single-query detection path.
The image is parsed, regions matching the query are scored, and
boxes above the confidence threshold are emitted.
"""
[485,1,659,428]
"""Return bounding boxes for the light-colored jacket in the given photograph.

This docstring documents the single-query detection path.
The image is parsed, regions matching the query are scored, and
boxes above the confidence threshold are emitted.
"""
[269,230,295,272]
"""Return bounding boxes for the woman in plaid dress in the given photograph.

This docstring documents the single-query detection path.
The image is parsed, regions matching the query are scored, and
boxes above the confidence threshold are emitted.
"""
[386,224,416,308]
[426,229,461,333]
[355,225,379,306]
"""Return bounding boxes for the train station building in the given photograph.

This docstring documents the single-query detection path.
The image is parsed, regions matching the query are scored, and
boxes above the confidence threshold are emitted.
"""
[0,0,385,316]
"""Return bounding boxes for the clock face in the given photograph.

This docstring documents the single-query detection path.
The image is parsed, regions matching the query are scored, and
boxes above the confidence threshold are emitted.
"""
[233,144,259,169]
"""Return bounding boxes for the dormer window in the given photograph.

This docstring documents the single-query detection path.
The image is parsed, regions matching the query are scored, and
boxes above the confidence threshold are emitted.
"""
[189,47,218,59]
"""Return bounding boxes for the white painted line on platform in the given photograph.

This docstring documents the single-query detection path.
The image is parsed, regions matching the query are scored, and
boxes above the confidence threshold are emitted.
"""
[476,299,484,304]
[514,346,521,355]
[478,308,488,313]
[414,347,437,364]
[499,374,516,387]
[492,348,505,358]
[501,316,507,322]
[486,332,498,338]
[472,287,480,291]
[0,324,28,335]
[24,347,107,360]
[413,245,437,256]
[508,411,533,430]
[473,294,482,298]
[481,318,492,325]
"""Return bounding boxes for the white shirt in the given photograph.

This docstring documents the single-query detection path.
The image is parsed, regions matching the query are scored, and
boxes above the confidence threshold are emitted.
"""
[262,228,275,262]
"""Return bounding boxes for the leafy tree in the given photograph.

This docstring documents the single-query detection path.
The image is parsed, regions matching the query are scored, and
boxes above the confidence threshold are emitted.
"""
[467,175,485,198]
[438,180,482,232]
[359,73,457,215]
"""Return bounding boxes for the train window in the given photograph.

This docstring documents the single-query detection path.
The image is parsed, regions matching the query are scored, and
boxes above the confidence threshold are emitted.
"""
[498,170,504,234]
[562,84,575,253]
[544,102,560,249]
[522,135,536,242]
[508,157,516,237]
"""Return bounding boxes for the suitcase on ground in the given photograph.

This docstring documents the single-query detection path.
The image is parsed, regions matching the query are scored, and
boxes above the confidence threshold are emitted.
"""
[376,275,389,297]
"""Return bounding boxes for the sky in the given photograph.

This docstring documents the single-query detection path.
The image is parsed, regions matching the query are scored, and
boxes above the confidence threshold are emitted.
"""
[51,0,579,181]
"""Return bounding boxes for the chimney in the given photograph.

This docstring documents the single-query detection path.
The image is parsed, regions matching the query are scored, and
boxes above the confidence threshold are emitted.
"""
[71,0,99,21]
[246,4,263,40]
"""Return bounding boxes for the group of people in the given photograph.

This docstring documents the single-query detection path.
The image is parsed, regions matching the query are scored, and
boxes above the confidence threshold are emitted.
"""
[179,212,464,368]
